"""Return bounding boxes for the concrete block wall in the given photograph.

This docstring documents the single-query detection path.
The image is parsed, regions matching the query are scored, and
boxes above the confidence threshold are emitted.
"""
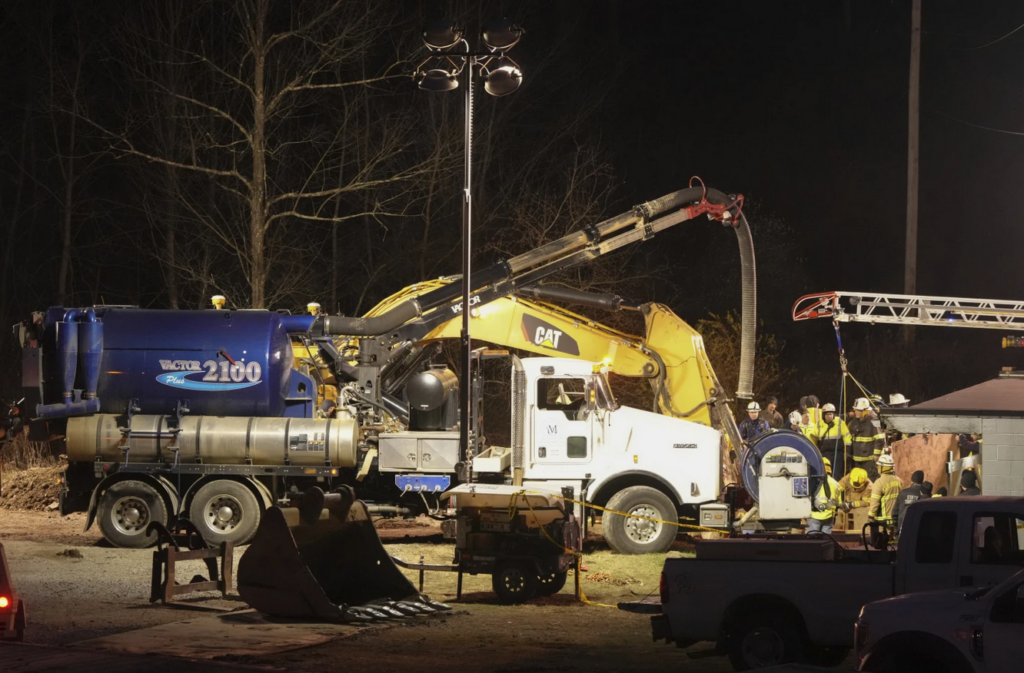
[980,418,1024,496]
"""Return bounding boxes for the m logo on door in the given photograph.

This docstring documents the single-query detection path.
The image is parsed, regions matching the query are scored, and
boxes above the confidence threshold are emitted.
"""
[521,314,581,356]
[547,424,558,435]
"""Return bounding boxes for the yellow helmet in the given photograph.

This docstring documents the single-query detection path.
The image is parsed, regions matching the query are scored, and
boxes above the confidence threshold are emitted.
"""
[850,467,868,488]
[822,457,832,474]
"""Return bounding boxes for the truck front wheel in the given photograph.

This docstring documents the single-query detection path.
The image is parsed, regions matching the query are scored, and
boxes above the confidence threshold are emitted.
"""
[726,612,805,671]
[97,480,168,548]
[189,480,261,547]
[602,486,677,554]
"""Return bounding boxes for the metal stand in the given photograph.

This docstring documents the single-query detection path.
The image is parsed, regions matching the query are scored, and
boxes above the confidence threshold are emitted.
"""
[148,519,233,604]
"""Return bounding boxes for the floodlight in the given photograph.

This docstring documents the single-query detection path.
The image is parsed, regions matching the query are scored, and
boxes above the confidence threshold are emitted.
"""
[483,59,522,97]
[417,69,460,92]
[423,19,463,51]
[482,18,523,51]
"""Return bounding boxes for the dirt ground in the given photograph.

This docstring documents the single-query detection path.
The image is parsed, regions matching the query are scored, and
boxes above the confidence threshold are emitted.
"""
[0,507,758,672]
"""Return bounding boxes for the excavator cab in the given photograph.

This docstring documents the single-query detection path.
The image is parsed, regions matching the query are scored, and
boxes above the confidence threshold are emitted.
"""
[237,486,450,622]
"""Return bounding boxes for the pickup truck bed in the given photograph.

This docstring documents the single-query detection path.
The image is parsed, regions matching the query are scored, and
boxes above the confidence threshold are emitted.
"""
[643,498,1024,670]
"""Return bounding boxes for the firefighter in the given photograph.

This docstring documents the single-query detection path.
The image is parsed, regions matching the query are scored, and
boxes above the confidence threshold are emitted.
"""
[807,403,853,481]
[868,454,902,526]
[849,397,885,481]
[958,470,981,496]
[738,401,770,442]
[808,457,841,534]
[892,470,925,538]
[836,467,872,532]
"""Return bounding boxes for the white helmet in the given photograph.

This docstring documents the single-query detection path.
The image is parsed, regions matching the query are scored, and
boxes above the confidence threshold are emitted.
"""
[889,393,910,405]
[747,401,761,412]
[788,411,802,425]
[821,403,836,413]
[877,453,894,467]
[853,397,871,411]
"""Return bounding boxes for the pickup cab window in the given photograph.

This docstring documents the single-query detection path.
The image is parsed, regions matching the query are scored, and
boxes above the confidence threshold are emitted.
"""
[971,513,1024,566]
[915,511,957,564]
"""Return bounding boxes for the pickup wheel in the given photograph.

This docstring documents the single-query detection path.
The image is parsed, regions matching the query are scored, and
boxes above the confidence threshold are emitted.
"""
[97,480,168,548]
[602,486,677,554]
[726,612,805,671]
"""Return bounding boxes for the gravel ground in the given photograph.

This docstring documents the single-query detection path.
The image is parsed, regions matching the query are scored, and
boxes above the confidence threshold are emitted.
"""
[0,510,854,672]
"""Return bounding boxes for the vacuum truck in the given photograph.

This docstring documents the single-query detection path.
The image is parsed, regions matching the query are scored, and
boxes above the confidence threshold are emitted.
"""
[7,184,826,551]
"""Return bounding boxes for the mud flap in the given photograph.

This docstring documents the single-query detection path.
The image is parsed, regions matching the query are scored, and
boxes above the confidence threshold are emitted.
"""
[237,486,448,622]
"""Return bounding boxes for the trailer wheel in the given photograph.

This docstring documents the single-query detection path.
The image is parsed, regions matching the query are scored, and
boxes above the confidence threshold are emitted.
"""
[492,561,538,604]
[97,480,167,548]
[602,486,677,554]
[189,480,261,547]
[537,571,568,596]
[726,612,805,671]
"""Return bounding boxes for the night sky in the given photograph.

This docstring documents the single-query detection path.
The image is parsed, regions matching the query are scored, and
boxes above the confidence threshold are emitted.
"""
[2,0,1023,403]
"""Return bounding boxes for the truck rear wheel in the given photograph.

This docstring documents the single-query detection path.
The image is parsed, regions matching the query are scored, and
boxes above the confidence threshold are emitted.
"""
[537,571,568,596]
[189,480,260,547]
[97,480,167,548]
[602,486,677,554]
[726,612,805,671]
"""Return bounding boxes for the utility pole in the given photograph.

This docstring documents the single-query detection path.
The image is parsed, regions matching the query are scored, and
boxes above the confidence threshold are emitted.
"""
[903,0,921,345]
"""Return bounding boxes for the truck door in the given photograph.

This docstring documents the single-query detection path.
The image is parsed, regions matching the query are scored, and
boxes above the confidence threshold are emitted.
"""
[902,509,960,594]
[532,377,592,471]
[957,511,1024,589]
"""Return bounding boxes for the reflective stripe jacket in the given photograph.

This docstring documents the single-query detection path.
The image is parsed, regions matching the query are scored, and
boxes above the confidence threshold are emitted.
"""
[811,475,842,520]
[807,419,853,455]
[837,474,873,509]
[869,473,903,521]
[848,415,885,461]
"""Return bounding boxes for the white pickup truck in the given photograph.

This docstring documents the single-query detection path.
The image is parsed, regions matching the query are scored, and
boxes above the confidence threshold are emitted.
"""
[855,567,1024,673]
[640,497,1024,671]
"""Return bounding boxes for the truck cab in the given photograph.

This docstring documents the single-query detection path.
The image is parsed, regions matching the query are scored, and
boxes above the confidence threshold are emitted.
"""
[513,357,722,554]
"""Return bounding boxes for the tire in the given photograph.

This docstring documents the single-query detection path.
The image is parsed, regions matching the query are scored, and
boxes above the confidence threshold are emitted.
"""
[97,480,168,548]
[805,644,851,668]
[602,486,678,554]
[537,571,568,596]
[492,561,539,604]
[726,612,805,671]
[189,480,261,547]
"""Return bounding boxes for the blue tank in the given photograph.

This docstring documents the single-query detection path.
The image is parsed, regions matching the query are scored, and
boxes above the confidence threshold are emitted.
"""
[41,307,306,418]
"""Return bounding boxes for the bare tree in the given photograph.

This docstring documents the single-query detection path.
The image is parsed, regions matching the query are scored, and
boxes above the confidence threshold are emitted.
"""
[88,0,431,308]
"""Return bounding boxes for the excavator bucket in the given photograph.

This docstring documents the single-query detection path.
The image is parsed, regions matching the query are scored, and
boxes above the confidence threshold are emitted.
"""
[237,486,449,623]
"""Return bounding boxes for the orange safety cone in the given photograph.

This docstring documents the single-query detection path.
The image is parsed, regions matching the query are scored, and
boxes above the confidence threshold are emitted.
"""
[0,542,26,642]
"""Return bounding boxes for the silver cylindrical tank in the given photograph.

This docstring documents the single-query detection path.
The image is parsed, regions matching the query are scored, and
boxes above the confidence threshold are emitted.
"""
[66,414,358,468]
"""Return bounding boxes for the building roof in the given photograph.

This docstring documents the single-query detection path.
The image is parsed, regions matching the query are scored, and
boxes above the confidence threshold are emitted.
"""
[908,375,1024,414]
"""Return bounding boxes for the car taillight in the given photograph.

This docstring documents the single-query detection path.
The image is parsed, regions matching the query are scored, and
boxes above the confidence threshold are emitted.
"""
[0,596,9,609]
[970,628,983,660]
[854,621,869,654]
[659,571,669,604]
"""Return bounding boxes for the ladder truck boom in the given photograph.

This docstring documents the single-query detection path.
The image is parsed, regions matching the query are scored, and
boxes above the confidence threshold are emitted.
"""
[793,291,1024,331]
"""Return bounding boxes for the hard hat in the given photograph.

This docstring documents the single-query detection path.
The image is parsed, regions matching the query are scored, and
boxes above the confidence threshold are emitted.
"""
[850,467,868,487]
[877,453,894,467]
[870,394,884,405]
[821,403,836,413]
[211,295,227,310]
[747,401,760,412]
[788,411,802,425]
[822,457,832,473]
[853,397,871,411]
[889,393,910,405]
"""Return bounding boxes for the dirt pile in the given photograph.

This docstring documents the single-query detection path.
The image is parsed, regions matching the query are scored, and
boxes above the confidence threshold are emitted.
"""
[0,463,64,511]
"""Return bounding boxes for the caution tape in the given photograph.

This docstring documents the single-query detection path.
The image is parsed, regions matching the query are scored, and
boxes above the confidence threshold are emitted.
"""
[506,489,723,610]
